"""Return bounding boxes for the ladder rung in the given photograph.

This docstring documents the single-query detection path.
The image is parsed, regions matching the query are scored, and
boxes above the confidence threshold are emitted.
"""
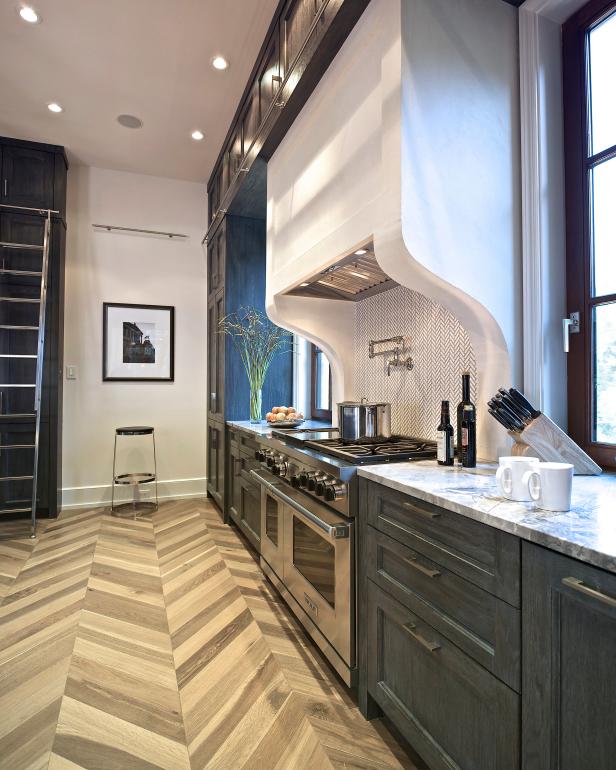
[0,325,38,330]
[0,444,35,449]
[0,475,33,482]
[0,269,42,277]
[0,242,43,251]
[0,297,40,304]
[0,354,37,359]
[0,507,32,514]
[0,384,36,388]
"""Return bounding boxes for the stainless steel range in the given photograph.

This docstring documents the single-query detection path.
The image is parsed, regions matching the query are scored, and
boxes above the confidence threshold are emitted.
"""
[250,428,436,686]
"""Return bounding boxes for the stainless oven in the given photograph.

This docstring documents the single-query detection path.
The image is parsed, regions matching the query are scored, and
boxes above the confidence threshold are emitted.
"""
[252,468,354,683]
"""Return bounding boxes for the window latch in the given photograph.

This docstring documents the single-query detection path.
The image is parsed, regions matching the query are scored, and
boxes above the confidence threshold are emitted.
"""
[562,312,580,353]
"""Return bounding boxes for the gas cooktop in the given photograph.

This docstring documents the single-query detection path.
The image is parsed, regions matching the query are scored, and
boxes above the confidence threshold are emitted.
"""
[272,428,437,465]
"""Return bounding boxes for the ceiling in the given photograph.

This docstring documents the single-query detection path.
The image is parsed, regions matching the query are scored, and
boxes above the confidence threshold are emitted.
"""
[0,0,279,183]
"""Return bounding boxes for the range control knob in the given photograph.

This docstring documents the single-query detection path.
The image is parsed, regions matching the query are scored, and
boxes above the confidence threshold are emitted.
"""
[324,483,347,502]
[255,449,266,462]
[271,462,287,477]
[290,475,301,488]
[315,476,333,496]
[266,453,277,468]
[298,472,311,487]
[307,473,327,492]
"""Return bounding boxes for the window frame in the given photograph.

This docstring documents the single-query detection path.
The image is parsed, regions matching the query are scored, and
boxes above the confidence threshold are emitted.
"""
[564,0,616,468]
[310,343,332,422]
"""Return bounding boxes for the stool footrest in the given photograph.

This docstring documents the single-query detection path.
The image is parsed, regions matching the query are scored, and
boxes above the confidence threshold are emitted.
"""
[113,472,156,485]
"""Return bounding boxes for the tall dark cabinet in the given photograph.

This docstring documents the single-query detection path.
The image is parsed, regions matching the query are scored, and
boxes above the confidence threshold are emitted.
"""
[206,212,292,513]
[0,136,68,519]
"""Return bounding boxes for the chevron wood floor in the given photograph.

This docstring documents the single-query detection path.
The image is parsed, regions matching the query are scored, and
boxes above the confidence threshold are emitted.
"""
[0,500,417,770]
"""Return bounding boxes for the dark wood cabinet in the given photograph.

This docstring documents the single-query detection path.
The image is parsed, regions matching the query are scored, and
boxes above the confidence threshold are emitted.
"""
[359,479,520,770]
[522,542,616,770]
[1,145,54,210]
[205,214,292,518]
[0,136,67,519]
[206,0,370,227]
[207,420,224,508]
[367,581,519,770]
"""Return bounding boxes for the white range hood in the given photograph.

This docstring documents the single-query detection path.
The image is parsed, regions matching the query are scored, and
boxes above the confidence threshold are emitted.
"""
[265,0,522,458]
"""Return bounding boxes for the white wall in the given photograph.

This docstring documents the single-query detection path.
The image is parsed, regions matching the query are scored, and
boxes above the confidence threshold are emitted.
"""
[267,0,522,457]
[62,165,207,509]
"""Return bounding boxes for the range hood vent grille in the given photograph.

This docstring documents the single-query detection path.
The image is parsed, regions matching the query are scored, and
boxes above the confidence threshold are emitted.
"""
[285,244,397,301]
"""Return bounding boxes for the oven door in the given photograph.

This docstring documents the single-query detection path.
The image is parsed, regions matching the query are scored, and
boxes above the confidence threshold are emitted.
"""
[282,489,353,667]
[258,479,285,579]
[251,469,354,667]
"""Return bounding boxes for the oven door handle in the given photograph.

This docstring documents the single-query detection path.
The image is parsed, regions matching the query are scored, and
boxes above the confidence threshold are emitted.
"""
[250,469,350,540]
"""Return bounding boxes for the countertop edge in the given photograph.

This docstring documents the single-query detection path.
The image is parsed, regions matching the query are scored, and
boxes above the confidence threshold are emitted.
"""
[358,465,616,575]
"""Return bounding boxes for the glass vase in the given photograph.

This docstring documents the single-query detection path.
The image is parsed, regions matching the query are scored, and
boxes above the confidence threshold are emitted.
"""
[249,386,263,424]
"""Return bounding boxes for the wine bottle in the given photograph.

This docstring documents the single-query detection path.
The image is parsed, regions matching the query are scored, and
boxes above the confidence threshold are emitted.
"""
[456,372,474,464]
[437,400,454,466]
[460,404,477,468]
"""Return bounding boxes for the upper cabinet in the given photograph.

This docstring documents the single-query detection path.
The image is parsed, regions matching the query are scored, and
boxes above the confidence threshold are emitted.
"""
[0,139,68,218]
[206,0,370,227]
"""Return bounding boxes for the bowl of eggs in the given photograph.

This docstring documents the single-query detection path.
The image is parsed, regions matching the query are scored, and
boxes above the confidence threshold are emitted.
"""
[265,406,305,427]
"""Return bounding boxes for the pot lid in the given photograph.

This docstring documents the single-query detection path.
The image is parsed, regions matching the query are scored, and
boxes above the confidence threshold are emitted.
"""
[338,400,390,408]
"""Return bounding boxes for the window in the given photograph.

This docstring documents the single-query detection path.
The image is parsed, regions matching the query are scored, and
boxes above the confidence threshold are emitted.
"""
[310,344,332,422]
[564,0,616,467]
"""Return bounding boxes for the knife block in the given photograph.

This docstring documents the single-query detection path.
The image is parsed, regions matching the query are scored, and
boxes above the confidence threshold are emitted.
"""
[508,414,602,475]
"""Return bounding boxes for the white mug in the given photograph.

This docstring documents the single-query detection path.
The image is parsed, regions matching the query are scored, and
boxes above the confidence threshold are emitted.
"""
[522,462,574,512]
[496,456,540,501]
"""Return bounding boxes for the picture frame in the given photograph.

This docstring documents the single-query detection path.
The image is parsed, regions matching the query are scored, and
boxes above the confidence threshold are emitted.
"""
[102,302,175,382]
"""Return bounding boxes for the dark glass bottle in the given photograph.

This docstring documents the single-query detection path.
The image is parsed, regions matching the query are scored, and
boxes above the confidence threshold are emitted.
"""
[437,400,454,466]
[456,372,474,463]
[460,404,477,468]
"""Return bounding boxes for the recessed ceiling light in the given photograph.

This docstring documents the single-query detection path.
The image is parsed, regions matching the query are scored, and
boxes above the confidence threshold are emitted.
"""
[47,102,63,113]
[211,56,228,71]
[117,114,143,129]
[19,5,40,23]
[300,282,310,287]
[191,130,204,141]
[354,249,368,256]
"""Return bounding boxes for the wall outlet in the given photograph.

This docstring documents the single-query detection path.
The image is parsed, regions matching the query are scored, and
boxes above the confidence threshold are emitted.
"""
[66,365,77,380]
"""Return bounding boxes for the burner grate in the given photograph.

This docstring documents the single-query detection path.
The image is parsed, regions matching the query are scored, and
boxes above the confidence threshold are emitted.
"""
[306,436,437,464]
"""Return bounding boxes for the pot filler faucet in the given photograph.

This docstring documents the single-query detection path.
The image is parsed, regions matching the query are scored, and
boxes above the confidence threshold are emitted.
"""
[368,336,414,376]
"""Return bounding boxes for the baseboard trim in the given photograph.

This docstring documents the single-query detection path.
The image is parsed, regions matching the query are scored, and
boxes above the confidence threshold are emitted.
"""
[61,477,208,510]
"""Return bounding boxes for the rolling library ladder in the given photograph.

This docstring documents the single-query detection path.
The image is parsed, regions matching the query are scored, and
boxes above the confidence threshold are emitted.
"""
[0,203,54,537]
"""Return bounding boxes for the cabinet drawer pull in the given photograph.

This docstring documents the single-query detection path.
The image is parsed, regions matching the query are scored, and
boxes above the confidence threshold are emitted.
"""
[403,622,441,652]
[404,555,441,579]
[562,576,616,608]
[402,501,441,518]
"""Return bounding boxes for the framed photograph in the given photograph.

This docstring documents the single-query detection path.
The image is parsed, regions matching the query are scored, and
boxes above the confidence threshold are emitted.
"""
[103,303,174,381]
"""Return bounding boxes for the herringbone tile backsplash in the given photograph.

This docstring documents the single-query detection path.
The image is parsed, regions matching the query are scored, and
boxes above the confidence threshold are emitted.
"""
[352,286,477,440]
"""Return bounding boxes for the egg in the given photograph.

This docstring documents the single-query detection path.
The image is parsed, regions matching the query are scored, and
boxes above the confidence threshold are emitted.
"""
[275,412,287,421]
[287,407,296,414]
[265,412,274,422]
[272,407,280,414]
[278,406,288,413]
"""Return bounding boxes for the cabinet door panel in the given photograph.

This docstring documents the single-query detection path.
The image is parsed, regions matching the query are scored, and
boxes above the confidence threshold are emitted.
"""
[2,147,54,210]
[207,421,223,509]
[523,542,616,770]
[258,36,281,119]
[367,580,519,770]
[282,0,318,70]
[239,478,260,551]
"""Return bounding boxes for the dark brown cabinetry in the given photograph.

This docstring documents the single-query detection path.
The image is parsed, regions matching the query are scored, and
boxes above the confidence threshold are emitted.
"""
[522,542,616,770]
[0,136,67,519]
[205,215,292,513]
[206,0,370,231]
[359,479,521,770]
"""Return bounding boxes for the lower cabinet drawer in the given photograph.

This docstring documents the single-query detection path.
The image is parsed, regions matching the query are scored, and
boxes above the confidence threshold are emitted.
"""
[367,525,520,691]
[367,580,519,770]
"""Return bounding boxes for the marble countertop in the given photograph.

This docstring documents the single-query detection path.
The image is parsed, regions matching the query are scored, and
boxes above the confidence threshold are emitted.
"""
[358,461,616,573]
[226,420,333,438]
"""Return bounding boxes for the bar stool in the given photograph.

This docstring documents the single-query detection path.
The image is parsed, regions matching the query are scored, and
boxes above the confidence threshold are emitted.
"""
[110,426,158,517]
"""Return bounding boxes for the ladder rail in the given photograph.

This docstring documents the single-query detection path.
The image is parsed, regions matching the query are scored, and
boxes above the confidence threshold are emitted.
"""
[29,212,51,538]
